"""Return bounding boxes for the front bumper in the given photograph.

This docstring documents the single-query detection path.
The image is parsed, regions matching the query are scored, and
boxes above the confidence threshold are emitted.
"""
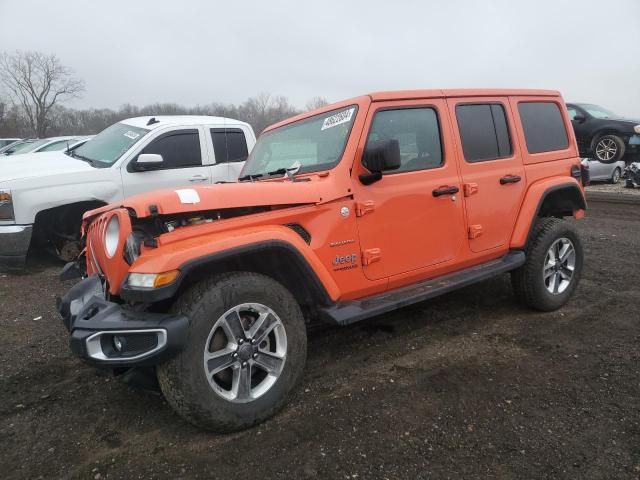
[57,275,189,367]
[0,224,33,268]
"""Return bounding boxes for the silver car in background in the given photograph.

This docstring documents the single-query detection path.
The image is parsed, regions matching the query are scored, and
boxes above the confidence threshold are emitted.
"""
[581,158,626,183]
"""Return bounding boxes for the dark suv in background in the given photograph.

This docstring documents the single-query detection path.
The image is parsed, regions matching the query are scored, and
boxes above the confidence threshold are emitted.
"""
[566,103,640,163]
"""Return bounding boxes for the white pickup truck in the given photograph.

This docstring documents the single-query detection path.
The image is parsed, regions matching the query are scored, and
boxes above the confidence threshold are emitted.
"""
[0,116,256,267]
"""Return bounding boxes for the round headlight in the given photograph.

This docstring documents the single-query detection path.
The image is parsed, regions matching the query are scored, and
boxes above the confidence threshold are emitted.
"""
[104,215,120,258]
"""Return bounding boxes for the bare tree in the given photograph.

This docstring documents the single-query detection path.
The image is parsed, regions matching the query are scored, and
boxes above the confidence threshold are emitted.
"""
[0,51,84,137]
[305,96,329,111]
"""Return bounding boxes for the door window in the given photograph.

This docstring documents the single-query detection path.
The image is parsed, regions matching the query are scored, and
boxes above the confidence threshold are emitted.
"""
[136,129,202,169]
[366,108,443,173]
[210,128,249,163]
[518,102,569,154]
[456,104,512,162]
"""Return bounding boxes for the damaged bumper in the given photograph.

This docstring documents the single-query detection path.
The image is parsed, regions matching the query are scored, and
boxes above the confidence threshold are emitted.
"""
[57,275,188,367]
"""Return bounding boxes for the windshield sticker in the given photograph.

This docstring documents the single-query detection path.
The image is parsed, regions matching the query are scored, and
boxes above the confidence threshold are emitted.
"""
[321,108,355,131]
[175,189,200,205]
[124,131,140,140]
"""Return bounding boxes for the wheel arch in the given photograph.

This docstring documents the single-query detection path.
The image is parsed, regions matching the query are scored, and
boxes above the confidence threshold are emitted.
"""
[122,236,340,321]
[590,128,627,151]
[180,241,334,310]
[32,200,109,244]
[510,179,586,249]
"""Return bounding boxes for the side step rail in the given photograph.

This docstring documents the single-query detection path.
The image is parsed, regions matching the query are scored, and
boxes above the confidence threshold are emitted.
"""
[319,251,525,326]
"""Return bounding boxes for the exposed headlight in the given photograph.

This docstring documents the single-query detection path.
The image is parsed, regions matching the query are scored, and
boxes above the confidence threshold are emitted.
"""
[127,270,179,289]
[634,125,640,134]
[104,215,120,257]
[123,232,143,265]
[0,190,15,221]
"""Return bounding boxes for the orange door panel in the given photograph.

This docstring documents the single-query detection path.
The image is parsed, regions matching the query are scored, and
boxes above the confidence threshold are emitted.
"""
[446,97,526,253]
[351,99,466,281]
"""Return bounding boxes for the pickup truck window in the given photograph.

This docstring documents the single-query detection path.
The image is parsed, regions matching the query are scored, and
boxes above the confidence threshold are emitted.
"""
[140,130,202,168]
[456,104,512,162]
[518,102,569,154]
[74,122,149,166]
[366,108,443,173]
[241,106,356,176]
[211,128,248,163]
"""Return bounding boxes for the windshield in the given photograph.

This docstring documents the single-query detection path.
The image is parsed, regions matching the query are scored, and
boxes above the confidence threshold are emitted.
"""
[581,104,617,119]
[7,139,44,155]
[241,106,357,178]
[38,139,76,152]
[73,122,150,166]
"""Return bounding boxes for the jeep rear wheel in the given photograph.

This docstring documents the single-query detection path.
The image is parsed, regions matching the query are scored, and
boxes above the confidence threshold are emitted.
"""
[511,218,584,312]
[157,272,307,432]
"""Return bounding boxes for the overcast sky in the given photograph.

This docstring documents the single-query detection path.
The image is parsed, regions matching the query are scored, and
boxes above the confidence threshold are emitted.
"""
[1,0,639,115]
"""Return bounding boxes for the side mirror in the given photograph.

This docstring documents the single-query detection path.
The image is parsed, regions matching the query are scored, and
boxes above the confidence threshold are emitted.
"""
[135,153,164,171]
[359,139,401,185]
[573,114,586,123]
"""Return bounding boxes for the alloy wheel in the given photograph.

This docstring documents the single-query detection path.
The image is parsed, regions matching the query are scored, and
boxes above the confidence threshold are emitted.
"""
[595,138,618,162]
[203,303,287,403]
[543,238,576,294]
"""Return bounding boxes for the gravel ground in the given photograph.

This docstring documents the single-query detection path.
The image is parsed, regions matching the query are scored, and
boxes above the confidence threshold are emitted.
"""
[586,182,640,195]
[0,202,639,480]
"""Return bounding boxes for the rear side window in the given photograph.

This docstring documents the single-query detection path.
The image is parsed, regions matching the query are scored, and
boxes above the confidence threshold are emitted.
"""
[211,128,249,163]
[518,102,569,153]
[366,108,443,173]
[456,104,512,162]
[141,130,202,168]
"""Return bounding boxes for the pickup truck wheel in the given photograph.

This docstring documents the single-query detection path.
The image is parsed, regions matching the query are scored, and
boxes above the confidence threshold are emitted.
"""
[511,218,583,312]
[157,272,307,432]
[593,135,625,164]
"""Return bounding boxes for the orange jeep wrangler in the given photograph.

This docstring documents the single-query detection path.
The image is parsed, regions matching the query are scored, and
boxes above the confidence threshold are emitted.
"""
[58,89,587,432]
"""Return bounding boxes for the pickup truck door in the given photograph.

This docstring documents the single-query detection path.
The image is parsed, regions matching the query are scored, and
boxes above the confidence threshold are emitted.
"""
[121,127,212,198]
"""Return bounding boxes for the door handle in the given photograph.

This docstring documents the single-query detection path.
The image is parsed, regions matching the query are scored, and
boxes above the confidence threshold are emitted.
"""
[500,175,522,185]
[432,186,460,197]
[189,175,208,182]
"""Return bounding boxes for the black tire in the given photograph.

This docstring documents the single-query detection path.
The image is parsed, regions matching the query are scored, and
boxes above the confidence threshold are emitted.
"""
[592,134,625,164]
[609,167,622,184]
[157,272,307,432]
[511,218,583,312]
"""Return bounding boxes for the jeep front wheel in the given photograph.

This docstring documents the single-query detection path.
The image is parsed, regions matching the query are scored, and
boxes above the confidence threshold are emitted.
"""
[157,272,307,432]
[511,218,584,312]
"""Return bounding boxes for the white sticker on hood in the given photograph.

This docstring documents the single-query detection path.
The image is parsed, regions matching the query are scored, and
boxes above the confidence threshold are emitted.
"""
[321,107,355,131]
[175,188,200,204]
[124,131,140,140]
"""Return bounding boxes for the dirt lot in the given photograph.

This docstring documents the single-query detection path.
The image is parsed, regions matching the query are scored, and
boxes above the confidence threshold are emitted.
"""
[1,202,639,480]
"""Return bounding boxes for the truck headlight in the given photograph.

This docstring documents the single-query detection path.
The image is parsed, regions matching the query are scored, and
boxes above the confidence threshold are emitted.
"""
[104,215,120,258]
[634,125,640,134]
[127,270,179,288]
[0,190,14,221]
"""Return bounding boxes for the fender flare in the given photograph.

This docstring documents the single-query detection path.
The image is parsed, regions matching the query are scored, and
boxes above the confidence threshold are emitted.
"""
[120,226,340,305]
[510,178,586,249]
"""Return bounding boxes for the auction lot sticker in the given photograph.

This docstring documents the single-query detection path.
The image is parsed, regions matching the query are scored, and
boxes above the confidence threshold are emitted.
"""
[321,108,355,130]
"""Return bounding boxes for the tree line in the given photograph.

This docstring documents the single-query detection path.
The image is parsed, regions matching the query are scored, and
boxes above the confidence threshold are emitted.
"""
[0,51,328,138]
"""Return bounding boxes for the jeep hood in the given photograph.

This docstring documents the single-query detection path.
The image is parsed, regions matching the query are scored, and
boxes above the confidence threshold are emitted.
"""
[86,178,350,220]
[0,152,93,183]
